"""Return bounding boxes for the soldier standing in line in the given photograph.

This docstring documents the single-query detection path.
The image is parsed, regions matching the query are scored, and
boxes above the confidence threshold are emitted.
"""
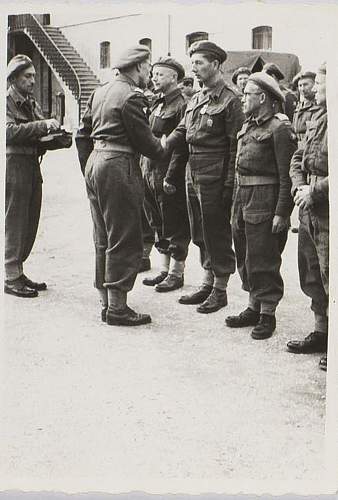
[262,62,297,121]
[142,57,191,292]
[286,63,329,371]
[76,45,163,326]
[231,67,251,95]
[5,55,60,298]
[163,41,244,314]
[225,72,296,339]
[178,76,197,103]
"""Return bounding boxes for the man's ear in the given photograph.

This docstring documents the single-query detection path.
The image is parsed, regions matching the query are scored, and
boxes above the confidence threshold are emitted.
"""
[260,92,266,104]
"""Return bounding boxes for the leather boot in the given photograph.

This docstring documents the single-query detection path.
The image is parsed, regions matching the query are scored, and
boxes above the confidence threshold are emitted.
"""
[179,284,212,305]
[106,306,151,326]
[143,271,168,286]
[4,277,38,298]
[251,314,276,339]
[22,274,47,291]
[155,274,184,292]
[287,331,328,354]
[225,307,260,327]
[196,287,227,314]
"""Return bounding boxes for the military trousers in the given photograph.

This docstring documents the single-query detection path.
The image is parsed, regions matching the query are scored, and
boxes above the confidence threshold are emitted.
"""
[232,184,288,314]
[5,154,42,281]
[143,166,190,262]
[185,154,235,278]
[85,150,144,292]
[298,207,329,316]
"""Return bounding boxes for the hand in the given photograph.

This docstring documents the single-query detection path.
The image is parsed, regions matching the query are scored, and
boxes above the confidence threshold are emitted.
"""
[272,215,288,233]
[45,118,60,132]
[160,134,167,150]
[294,185,313,209]
[163,179,176,195]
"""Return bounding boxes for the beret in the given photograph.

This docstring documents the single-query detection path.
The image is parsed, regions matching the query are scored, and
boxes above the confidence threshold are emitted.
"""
[113,45,151,71]
[248,72,285,103]
[232,66,251,84]
[153,56,185,81]
[292,70,316,86]
[262,62,285,81]
[318,62,326,75]
[188,41,227,63]
[7,54,33,80]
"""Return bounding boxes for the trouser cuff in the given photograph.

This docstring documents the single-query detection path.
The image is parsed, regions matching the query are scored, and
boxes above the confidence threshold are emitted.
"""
[108,288,127,310]
[202,269,214,287]
[260,303,276,316]
[214,275,229,291]
[314,313,328,334]
[5,263,23,282]
[169,258,185,277]
[248,296,260,312]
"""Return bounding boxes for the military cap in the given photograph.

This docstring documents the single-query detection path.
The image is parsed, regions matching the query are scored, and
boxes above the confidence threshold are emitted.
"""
[113,44,151,71]
[232,66,251,85]
[153,56,185,81]
[248,72,285,103]
[7,54,34,80]
[292,70,316,87]
[262,62,285,81]
[188,41,227,63]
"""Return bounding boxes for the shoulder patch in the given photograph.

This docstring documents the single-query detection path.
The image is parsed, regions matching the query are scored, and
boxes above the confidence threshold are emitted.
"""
[275,113,290,122]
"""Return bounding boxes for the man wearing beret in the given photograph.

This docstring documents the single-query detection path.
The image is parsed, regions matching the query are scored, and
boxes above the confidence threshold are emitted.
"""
[287,64,329,371]
[232,67,251,95]
[163,41,244,313]
[263,62,297,121]
[178,76,197,103]
[5,55,60,298]
[142,57,191,292]
[225,72,297,339]
[292,71,318,148]
[76,45,164,326]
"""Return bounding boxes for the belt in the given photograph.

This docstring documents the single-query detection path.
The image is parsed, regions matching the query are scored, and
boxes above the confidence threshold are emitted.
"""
[188,145,224,155]
[6,145,38,155]
[236,174,279,186]
[93,140,134,154]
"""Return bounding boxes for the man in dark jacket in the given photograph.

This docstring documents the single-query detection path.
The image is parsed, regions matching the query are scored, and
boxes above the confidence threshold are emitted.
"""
[225,72,297,339]
[142,57,190,293]
[5,55,60,298]
[286,64,329,371]
[76,45,164,326]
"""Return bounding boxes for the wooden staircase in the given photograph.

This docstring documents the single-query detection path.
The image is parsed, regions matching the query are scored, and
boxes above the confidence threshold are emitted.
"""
[8,14,101,121]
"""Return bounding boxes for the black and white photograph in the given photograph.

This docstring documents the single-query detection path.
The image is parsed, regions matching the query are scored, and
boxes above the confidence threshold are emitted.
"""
[1,0,338,497]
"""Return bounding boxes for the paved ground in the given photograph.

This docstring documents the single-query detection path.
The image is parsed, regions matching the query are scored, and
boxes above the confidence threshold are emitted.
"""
[0,147,330,493]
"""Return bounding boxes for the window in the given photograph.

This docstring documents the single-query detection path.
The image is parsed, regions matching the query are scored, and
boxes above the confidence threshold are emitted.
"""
[252,26,272,50]
[186,31,209,52]
[139,38,152,51]
[100,41,110,69]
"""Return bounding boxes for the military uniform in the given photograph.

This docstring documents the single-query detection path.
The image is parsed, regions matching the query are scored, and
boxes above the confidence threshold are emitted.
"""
[232,110,296,319]
[6,85,48,283]
[292,98,319,147]
[166,78,244,291]
[76,74,163,295]
[143,88,190,264]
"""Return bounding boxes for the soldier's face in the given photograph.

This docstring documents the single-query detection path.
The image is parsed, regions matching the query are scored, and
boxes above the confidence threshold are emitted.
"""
[242,82,264,115]
[191,53,218,83]
[14,66,36,96]
[298,77,315,99]
[313,73,326,106]
[152,66,177,92]
[237,74,249,93]
[138,58,152,89]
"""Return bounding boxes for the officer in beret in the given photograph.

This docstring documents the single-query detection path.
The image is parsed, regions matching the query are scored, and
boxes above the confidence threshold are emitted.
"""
[163,41,244,313]
[142,57,191,292]
[262,62,297,121]
[225,72,297,339]
[287,64,329,371]
[232,67,251,95]
[5,55,60,298]
[76,45,164,326]
[178,76,197,102]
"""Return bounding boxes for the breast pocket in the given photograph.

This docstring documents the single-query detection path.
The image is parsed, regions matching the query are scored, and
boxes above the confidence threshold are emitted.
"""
[249,131,273,160]
[200,103,226,135]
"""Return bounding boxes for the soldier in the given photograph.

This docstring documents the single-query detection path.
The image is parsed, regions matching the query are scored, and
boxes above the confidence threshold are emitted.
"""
[286,63,328,371]
[178,76,197,102]
[163,41,244,313]
[142,57,191,292]
[225,72,296,339]
[5,55,60,298]
[262,62,297,121]
[75,45,163,326]
[232,67,251,95]
[292,71,318,147]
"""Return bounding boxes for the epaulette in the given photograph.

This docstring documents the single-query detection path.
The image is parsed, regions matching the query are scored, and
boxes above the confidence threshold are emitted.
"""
[275,113,290,122]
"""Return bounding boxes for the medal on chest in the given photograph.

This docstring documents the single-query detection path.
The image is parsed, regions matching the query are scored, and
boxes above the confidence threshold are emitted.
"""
[207,118,213,127]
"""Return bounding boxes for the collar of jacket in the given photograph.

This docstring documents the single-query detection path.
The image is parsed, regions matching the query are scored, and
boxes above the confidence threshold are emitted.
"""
[115,74,140,89]
[200,77,226,102]
[8,85,34,107]
[155,87,181,106]
[248,108,274,126]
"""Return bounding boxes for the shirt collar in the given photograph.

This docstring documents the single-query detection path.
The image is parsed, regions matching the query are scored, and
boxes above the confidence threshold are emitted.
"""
[249,107,274,126]
[156,87,181,106]
[8,85,32,106]
[201,78,225,102]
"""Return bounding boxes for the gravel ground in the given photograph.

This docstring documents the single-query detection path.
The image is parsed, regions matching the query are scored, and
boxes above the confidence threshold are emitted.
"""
[0,147,330,493]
